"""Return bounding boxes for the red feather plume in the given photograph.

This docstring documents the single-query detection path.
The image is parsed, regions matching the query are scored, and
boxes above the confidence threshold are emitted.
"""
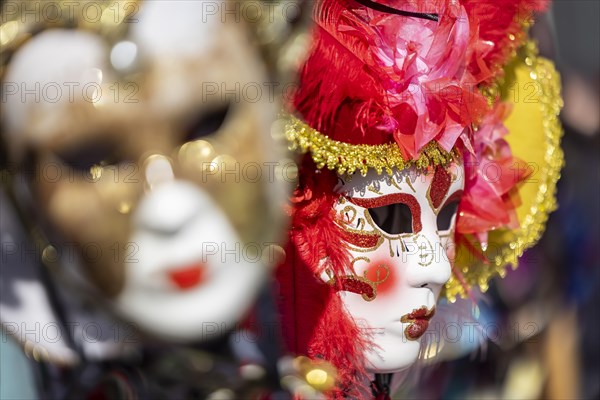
[276,156,373,397]
[462,0,549,82]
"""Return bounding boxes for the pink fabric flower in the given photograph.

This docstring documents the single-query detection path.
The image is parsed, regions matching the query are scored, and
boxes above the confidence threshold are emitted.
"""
[456,102,529,245]
[328,0,489,158]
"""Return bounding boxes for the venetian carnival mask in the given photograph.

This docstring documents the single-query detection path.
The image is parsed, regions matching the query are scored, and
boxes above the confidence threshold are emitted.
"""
[1,0,309,345]
[326,163,464,372]
[277,0,561,396]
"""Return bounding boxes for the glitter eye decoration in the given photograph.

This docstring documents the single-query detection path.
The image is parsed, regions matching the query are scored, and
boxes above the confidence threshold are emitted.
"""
[349,194,422,234]
[436,199,459,231]
[183,102,231,143]
[354,0,439,22]
[368,203,413,235]
[341,229,384,250]
[55,138,119,173]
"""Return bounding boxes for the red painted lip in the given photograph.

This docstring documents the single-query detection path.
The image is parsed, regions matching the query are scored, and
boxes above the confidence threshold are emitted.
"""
[400,306,435,340]
[168,263,206,290]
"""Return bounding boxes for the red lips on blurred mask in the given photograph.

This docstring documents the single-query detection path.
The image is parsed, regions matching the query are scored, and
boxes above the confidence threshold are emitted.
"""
[168,263,205,290]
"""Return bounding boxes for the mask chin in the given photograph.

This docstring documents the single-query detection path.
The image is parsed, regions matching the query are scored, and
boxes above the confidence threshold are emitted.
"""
[113,180,267,342]
[365,338,422,374]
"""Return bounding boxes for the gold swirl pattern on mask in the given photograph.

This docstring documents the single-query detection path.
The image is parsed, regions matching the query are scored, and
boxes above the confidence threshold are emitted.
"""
[326,257,392,302]
[412,234,435,267]
[324,259,378,302]
[339,205,358,226]
[363,263,391,287]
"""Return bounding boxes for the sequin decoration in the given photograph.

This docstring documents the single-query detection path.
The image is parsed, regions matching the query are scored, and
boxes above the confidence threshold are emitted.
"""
[327,273,377,302]
[348,193,422,233]
[284,115,458,176]
[443,41,564,302]
[340,229,384,250]
[429,165,451,209]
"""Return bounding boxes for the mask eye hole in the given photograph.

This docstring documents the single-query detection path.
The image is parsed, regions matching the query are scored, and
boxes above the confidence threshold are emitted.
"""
[368,203,413,234]
[437,200,459,231]
[55,138,118,172]
[183,102,231,143]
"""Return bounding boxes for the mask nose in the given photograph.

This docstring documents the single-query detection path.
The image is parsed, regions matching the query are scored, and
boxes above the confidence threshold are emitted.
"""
[134,181,207,234]
[402,228,452,289]
[134,156,206,235]
[144,154,175,189]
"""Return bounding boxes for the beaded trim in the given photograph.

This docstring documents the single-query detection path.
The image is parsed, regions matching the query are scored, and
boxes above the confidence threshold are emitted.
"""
[284,115,458,176]
[444,41,564,302]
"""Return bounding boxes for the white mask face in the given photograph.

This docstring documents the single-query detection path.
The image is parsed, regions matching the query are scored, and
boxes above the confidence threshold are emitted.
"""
[325,162,464,373]
[1,1,290,343]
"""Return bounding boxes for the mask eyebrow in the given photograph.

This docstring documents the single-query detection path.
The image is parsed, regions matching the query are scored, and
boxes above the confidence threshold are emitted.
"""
[346,193,422,233]
[445,189,464,204]
[429,165,452,209]
[354,0,439,22]
[341,229,383,249]
[347,192,416,208]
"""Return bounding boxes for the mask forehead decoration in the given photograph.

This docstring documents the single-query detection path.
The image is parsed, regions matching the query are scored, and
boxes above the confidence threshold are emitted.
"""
[0,0,310,359]
[277,0,562,396]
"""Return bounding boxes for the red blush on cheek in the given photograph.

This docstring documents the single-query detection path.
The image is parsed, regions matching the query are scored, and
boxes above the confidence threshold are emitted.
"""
[362,260,398,297]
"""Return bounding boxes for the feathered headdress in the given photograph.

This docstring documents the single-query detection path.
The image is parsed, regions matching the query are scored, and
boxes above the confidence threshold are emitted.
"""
[277,0,561,397]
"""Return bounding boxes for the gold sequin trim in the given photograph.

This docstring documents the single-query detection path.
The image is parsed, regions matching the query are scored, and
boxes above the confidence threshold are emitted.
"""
[283,115,458,176]
[444,41,564,302]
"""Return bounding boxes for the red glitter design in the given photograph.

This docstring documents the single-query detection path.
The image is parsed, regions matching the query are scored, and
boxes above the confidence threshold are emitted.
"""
[335,276,376,300]
[341,229,382,249]
[430,166,452,209]
[348,194,422,233]
[400,306,436,340]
